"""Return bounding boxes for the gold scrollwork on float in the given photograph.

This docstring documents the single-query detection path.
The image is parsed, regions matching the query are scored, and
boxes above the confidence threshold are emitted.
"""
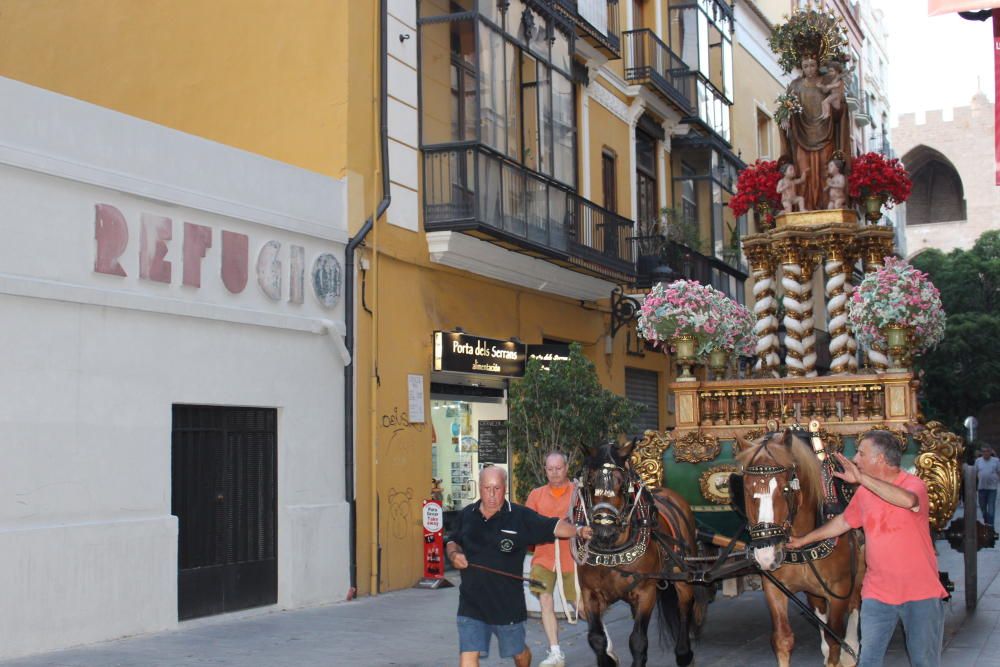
[630,430,672,488]
[912,421,965,531]
[699,465,740,505]
[674,431,721,464]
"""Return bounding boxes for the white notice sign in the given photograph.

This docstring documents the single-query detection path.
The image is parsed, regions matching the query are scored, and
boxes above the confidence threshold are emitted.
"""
[408,374,425,423]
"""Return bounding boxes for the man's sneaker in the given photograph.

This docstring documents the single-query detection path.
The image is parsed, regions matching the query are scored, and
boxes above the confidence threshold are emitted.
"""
[540,647,566,667]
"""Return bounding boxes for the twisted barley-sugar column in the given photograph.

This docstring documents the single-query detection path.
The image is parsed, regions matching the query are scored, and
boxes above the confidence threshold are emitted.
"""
[799,260,818,377]
[752,261,781,376]
[824,246,853,374]
[781,258,807,376]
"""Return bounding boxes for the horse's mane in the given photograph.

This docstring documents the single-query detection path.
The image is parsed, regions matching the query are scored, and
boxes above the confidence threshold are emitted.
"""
[736,431,824,519]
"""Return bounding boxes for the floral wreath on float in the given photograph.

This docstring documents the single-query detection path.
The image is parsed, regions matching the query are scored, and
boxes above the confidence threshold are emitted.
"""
[637,279,758,360]
[846,256,945,354]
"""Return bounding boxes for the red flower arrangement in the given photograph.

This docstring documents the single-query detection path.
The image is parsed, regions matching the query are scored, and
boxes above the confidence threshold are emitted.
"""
[847,152,912,208]
[728,159,782,227]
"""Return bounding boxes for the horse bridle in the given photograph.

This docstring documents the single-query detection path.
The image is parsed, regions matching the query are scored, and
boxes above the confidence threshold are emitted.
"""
[744,455,801,547]
[584,462,643,529]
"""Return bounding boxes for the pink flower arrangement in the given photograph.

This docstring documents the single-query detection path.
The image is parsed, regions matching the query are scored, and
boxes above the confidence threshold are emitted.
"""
[637,280,758,359]
[846,257,945,353]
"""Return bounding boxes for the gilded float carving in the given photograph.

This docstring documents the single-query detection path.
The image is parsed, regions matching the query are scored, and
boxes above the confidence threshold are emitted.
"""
[912,421,965,531]
[674,431,721,464]
[699,465,741,505]
[630,430,672,488]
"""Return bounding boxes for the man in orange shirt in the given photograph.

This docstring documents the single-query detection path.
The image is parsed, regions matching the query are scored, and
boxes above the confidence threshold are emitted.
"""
[788,430,947,666]
[525,451,577,667]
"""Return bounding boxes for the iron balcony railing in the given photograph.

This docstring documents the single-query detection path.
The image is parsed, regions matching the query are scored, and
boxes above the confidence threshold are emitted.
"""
[423,143,636,280]
[623,29,695,114]
[667,240,747,302]
[555,0,621,58]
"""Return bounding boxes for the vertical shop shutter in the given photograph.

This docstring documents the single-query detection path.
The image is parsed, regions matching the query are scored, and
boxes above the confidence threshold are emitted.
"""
[625,368,659,437]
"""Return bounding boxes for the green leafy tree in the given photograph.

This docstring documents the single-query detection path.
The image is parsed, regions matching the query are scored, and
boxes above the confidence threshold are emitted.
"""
[507,343,642,501]
[912,230,1000,434]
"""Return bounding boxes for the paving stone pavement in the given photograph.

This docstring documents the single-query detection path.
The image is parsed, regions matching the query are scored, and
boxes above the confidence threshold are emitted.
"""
[2,539,999,666]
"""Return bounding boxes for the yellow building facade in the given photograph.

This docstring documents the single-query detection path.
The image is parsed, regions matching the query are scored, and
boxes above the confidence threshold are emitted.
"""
[0,0,827,614]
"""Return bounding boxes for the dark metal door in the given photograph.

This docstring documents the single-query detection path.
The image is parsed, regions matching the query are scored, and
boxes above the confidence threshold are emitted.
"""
[172,405,277,620]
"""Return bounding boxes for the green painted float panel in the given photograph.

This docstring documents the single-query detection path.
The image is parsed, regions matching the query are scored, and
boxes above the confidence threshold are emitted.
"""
[661,433,919,540]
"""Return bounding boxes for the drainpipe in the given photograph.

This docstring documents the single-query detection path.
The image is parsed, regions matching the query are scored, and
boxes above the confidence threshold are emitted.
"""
[346,0,390,598]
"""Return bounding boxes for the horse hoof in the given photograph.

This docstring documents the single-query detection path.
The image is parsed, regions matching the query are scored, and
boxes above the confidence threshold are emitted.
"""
[676,650,695,667]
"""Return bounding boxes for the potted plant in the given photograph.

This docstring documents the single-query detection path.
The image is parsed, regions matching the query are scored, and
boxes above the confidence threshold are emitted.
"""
[847,152,912,223]
[507,343,640,500]
[846,257,945,372]
[637,280,756,381]
[728,159,782,230]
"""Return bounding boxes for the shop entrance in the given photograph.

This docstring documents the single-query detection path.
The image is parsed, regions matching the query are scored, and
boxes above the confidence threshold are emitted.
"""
[430,384,509,533]
[171,405,278,620]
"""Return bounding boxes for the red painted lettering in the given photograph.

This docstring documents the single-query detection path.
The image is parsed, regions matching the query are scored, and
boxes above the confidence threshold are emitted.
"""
[182,222,212,287]
[93,204,128,277]
[139,214,172,283]
[221,230,249,293]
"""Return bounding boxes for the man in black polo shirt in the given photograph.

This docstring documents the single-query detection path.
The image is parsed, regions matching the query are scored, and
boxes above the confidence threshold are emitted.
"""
[446,466,591,667]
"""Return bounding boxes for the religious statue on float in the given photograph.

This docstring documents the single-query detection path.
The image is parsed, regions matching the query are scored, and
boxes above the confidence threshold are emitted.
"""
[770,9,853,212]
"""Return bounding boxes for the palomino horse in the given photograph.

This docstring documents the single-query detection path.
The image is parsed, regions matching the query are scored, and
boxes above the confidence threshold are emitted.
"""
[734,430,864,667]
[574,440,708,667]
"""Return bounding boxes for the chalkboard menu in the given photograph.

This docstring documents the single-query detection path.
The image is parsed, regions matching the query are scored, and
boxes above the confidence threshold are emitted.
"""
[477,420,508,464]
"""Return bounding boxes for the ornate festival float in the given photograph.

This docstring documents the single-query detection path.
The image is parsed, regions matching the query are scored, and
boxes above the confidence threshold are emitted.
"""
[628,9,971,595]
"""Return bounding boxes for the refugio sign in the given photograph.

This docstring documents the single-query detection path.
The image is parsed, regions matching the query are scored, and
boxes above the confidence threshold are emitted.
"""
[433,331,526,377]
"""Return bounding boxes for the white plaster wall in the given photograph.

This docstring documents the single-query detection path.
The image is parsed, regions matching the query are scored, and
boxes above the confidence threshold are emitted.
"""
[0,76,350,659]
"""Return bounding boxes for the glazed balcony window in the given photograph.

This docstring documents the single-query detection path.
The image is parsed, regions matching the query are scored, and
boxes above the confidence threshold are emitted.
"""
[553,0,622,57]
[420,0,577,188]
[671,143,747,294]
[668,0,733,141]
[419,1,637,281]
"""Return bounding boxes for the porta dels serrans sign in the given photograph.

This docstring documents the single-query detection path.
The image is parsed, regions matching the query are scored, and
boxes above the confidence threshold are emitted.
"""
[433,331,526,377]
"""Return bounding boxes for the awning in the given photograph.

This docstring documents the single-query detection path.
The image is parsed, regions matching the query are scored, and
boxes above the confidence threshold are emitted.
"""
[928,0,1000,16]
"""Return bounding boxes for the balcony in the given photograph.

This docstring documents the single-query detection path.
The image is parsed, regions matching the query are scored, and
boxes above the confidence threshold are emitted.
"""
[854,95,872,128]
[555,0,621,58]
[423,143,636,282]
[666,240,747,302]
[685,76,731,143]
[623,29,695,114]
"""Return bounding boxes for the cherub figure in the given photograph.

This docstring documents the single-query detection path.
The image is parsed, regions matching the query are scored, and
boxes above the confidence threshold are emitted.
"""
[777,163,808,213]
[818,60,846,120]
[825,158,847,209]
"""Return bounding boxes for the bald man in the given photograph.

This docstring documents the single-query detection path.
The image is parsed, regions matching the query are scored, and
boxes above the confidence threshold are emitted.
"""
[446,466,592,667]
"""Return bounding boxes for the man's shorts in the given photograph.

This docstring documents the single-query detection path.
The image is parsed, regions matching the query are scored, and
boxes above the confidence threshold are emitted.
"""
[457,616,526,659]
[528,564,577,602]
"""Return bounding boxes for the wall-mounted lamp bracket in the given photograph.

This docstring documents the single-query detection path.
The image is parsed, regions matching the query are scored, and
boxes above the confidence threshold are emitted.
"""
[609,286,641,339]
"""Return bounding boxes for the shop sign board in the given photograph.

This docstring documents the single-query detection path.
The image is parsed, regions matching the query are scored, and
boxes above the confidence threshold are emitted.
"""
[433,331,526,377]
[477,420,508,465]
[526,343,571,370]
[422,499,445,581]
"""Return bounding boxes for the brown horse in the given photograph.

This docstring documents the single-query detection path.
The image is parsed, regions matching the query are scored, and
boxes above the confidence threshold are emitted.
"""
[734,430,864,667]
[575,441,708,667]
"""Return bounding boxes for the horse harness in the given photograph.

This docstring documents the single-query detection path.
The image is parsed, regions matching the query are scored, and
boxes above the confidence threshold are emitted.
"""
[742,441,843,566]
[741,436,859,601]
[743,443,801,548]
[574,462,691,591]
